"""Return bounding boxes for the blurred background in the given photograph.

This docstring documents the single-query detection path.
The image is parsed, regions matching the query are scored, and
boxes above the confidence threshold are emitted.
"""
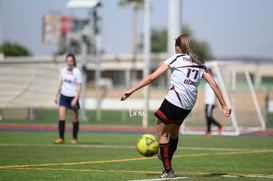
[0,0,272,135]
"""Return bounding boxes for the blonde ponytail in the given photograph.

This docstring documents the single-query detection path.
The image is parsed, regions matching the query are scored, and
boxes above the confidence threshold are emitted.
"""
[175,34,205,65]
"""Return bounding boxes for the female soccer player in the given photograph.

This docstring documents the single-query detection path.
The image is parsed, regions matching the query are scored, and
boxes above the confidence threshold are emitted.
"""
[120,34,231,178]
[54,53,82,144]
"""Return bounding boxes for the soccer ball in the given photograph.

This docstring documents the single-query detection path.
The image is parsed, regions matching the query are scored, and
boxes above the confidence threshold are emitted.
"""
[137,134,159,157]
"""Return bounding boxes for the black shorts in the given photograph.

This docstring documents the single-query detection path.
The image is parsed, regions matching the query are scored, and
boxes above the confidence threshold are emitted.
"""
[59,94,80,110]
[154,99,191,125]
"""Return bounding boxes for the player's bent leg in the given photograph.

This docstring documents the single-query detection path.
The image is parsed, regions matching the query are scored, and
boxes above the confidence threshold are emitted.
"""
[157,120,171,160]
[169,124,180,160]
[156,120,170,144]
[170,124,180,139]
[156,120,174,176]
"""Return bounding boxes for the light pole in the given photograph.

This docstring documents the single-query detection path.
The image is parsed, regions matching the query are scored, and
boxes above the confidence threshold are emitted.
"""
[67,0,102,121]
[168,0,182,56]
[93,3,102,121]
[142,0,151,128]
[79,32,88,122]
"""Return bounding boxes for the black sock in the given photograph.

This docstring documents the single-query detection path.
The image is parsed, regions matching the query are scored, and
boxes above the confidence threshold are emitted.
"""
[58,120,65,140]
[169,138,178,160]
[72,122,79,139]
[160,143,172,172]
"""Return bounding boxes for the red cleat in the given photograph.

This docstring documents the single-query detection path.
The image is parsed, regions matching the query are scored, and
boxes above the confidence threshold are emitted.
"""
[218,126,224,135]
[204,131,211,136]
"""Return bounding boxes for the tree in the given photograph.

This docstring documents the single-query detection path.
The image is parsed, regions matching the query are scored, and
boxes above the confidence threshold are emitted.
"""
[0,41,32,56]
[183,25,213,60]
[150,28,168,53]
[139,25,214,60]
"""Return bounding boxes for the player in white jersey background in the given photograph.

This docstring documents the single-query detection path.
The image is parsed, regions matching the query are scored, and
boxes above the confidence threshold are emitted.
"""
[54,53,82,144]
[121,34,231,178]
[204,68,223,135]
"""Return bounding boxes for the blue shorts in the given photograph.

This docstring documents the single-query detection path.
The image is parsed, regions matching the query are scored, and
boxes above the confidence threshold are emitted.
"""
[154,99,191,125]
[59,94,80,110]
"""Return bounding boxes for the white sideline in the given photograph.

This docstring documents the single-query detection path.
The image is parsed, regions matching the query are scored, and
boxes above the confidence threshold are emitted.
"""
[129,174,273,181]
[129,177,189,181]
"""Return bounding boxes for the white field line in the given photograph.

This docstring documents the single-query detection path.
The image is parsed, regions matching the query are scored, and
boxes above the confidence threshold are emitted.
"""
[129,177,189,181]
[129,174,273,181]
[222,175,273,179]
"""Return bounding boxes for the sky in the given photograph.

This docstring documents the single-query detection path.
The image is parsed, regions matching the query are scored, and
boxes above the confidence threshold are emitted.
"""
[1,0,273,59]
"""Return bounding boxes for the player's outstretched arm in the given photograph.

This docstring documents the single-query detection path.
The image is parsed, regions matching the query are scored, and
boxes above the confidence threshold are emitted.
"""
[120,64,169,101]
[203,71,232,117]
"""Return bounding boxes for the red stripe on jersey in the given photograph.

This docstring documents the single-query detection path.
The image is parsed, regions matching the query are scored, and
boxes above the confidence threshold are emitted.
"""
[170,85,183,105]
[176,65,207,69]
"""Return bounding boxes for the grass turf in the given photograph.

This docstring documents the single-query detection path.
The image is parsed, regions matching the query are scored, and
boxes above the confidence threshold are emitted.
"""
[0,109,272,180]
[0,131,272,181]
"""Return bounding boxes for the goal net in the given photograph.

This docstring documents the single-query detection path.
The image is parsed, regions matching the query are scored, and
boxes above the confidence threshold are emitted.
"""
[180,61,266,136]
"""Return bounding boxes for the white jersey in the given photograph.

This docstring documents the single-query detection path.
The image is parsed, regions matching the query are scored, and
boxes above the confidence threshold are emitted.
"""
[204,76,217,105]
[60,66,82,97]
[164,54,207,110]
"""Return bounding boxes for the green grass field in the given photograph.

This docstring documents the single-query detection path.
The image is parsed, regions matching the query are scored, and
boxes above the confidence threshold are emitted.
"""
[0,131,273,181]
[0,109,273,180]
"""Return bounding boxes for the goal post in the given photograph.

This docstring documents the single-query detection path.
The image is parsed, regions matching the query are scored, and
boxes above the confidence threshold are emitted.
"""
[213,61,240,135]
[244,68,266,130]
[180,60,267,136]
